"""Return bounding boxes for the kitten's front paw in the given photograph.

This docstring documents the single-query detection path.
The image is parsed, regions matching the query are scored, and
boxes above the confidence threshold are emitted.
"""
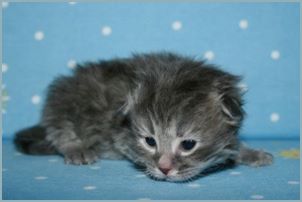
[237,146,274,167]
[64,149,99,165]
[246,151,273,167]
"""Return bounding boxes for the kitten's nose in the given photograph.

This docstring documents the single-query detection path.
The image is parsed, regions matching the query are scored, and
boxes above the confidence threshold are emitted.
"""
[158,167,172,175]
[158,154,173,175]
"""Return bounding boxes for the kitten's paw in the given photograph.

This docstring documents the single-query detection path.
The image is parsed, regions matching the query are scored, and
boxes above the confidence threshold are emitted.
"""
[242,150,273,167]
[236,145,274,167]
[64,149,99,165]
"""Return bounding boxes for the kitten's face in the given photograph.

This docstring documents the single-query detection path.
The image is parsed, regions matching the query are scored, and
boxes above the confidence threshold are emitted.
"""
[122,65,244,181]
[127,95,240,182]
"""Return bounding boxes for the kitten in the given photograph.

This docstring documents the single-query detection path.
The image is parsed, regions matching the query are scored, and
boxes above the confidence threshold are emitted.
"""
[14,52,273,182]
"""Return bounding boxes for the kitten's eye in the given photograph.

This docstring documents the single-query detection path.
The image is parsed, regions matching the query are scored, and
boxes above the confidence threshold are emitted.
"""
[181,140,197,151]
[145,137,156,147]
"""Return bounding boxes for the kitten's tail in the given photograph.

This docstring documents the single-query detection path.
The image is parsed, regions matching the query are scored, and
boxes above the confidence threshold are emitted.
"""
[14,125,57,155]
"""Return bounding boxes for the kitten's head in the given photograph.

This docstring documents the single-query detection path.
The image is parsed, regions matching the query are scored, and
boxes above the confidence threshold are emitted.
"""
[121,56,244,182]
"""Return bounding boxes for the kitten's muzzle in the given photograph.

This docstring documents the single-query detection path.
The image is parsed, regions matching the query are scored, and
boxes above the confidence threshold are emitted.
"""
[158,167,172,175]
[158,153,173,175]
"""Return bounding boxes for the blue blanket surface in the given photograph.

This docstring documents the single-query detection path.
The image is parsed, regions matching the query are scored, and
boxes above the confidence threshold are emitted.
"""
[3,139,300,200]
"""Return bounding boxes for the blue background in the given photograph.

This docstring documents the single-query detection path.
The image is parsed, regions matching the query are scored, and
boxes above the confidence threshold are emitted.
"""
[2,2,300,139]
[2,2,300,200]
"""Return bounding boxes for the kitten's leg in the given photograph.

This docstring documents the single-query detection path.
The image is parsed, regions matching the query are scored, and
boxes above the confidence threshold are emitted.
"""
[46,127,100,165]
[62,144,100,165]
[235,144,273,167]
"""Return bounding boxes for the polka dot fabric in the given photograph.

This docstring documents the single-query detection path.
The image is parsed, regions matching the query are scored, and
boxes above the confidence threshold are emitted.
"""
[2,2,300,200]
[2,140,300,199]
[2,2,299,139]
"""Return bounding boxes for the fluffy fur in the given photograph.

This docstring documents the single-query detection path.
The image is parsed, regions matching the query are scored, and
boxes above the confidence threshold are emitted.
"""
[14,52,273,182]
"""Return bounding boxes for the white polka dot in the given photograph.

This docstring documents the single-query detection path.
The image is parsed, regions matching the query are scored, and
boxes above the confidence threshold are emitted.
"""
[135,174,146,178]
[172,21,182,31]
[187,183,201,188]
[288,181,299,185]
[31,95,41,105]
[34,31,44,41]
[2,94,10,102]
[250,195,264,200]
[239,19,248,29]
[2,63,8,73]
[48,158,59,163]
[271,50,280,60]
[68,2,77,5]
[35,176,48,180]
[1,84,9,115]
[230,171,241,176]
[2,2,9,8]
[270,113,280,123]
[14,152,22,156]
[89,166,101,170]
[67,59,77,69]
[101,26,112,36]
[204,51,215,61]
[237,83,248,93]
[83,186,96,190]
[2,96,10,101]
[2,168,7,172]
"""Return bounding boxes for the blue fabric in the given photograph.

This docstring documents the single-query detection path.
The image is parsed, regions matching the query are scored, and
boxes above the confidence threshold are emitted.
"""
[3,139,300,200]
[2,2,300,200]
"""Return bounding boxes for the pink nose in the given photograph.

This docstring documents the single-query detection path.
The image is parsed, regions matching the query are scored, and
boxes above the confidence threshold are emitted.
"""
[159,167,172,175]
[158,154,173,175]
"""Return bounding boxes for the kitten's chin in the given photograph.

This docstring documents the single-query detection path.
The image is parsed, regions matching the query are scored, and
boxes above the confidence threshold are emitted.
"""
[146,167,203,182]
[167,170,202,182]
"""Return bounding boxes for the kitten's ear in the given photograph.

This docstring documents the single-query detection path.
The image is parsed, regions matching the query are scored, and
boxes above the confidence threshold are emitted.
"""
[122,84,141,114]
[113,102,132,127]
[113,84,141,126]
[216,75,245,126]
[220,93,244,125]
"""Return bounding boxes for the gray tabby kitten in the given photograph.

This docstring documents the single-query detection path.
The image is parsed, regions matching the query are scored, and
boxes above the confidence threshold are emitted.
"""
[14,52,273,182]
